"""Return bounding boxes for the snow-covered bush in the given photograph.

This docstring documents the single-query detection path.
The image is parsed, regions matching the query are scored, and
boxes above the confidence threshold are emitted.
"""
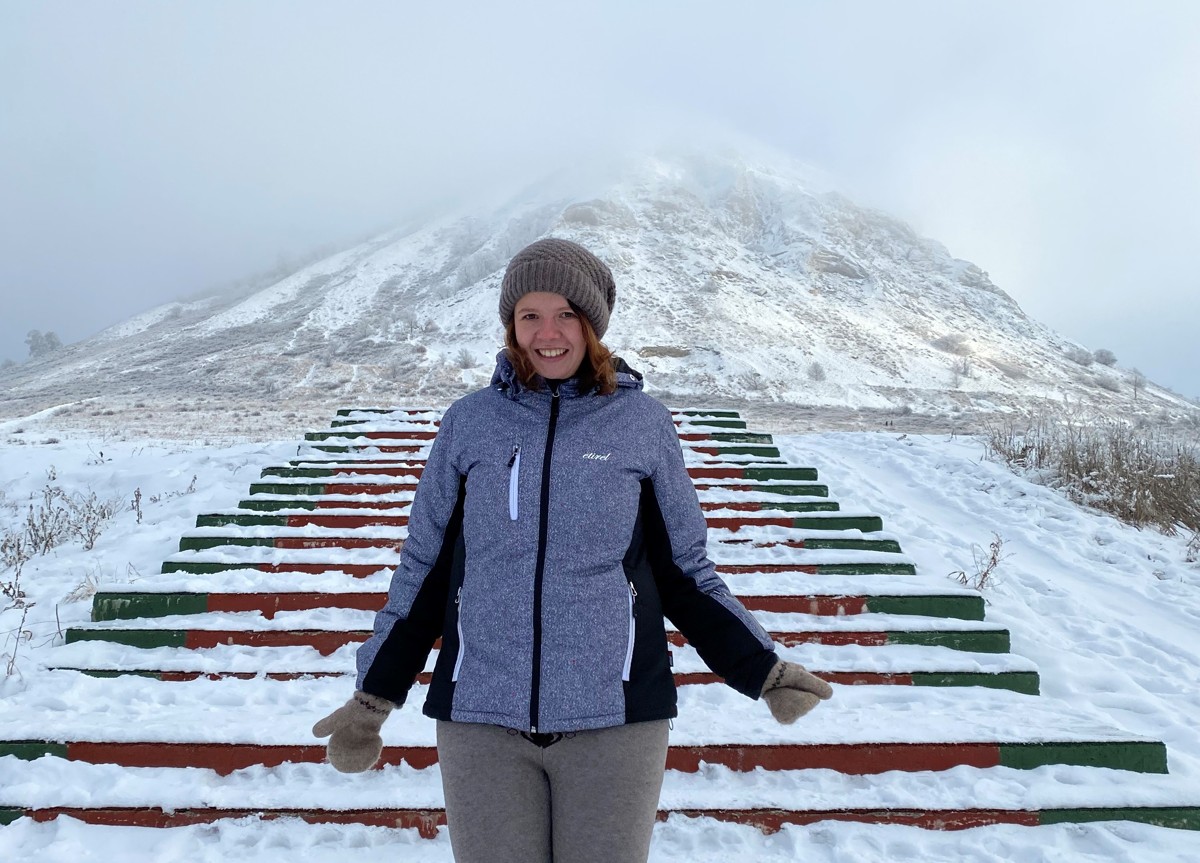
[1065,346,1094,366]
[1093,348,1118,366]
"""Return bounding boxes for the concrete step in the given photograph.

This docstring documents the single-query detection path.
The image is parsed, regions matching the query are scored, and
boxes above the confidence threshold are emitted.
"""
[64,608,1010,653]
[0,679,1163,775]
[47,640,1039,693]
[234,495,843,513]
[90,584,978,623]
[258,464,819,482]
[175,523,904,555]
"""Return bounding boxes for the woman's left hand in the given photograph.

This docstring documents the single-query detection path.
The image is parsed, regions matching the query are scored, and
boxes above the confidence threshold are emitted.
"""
[760,659,834,723]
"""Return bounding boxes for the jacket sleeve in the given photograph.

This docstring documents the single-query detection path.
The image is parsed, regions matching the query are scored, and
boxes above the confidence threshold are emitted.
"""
[643,405,778,698]
[356,405,466,705]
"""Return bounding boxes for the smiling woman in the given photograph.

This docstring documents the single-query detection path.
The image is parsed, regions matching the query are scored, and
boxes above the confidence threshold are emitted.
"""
[312,237,833,863]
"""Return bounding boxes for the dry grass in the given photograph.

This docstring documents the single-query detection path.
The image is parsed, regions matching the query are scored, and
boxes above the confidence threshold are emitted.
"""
[951,533,1009,591]
[985,415,1200,535]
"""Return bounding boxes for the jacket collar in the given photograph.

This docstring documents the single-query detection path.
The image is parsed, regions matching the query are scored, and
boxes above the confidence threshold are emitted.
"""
[490,351,644,399]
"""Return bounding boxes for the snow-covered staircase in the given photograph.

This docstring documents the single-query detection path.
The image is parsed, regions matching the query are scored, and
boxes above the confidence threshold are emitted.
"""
[2,408,1198,836]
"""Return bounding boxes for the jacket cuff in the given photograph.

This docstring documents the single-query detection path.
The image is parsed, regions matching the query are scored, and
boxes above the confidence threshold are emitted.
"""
[726,650,780,699]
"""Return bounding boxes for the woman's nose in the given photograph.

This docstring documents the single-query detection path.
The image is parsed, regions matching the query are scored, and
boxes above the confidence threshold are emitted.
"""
[535,318,561,339]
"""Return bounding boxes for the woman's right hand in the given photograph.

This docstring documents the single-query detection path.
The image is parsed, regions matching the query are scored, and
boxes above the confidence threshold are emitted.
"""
[312,691,395,772]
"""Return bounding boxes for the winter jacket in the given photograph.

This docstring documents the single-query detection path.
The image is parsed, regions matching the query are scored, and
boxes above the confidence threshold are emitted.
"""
[356,352,779,733]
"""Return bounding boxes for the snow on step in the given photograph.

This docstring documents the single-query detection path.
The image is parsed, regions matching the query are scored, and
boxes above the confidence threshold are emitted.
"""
[0,675,1156,752]
[66,607,1005,635]
[159,545,917,568]
[44,641,1037,679]
[91,571,976,599]
[5,758,1197,822]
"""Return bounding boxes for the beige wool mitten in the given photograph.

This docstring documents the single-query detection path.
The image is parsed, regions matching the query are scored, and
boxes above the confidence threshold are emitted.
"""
[760,660,834,724]
[312,691,395,773]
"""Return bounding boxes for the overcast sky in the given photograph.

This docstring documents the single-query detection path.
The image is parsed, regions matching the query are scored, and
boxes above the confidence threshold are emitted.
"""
[2,1,1197,398]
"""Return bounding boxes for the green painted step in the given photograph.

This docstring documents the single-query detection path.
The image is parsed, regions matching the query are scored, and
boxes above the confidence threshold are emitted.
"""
[0,808,23,826]
[1000,742,1167,773]
[814,563,916,575]
[1040,807,1200,829]
[868,595,984,619]
[911,672,1040,695]
[0,741,69,760]
[65,629,187,649]
[782,515,883,531]
[92,593,209,620]
[179,536,275,551]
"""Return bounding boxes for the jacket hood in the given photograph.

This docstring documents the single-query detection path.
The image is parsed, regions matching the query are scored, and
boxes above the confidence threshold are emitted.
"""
[489,350,644,399]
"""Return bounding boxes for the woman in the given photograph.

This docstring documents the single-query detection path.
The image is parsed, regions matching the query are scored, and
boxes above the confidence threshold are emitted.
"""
[313,238,833,863]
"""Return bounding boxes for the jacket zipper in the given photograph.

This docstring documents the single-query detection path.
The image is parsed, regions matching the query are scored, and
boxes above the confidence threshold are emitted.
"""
[507,444,521,520]
[451,586,466,682]
[529,386,560,733]
[622,580,638,681]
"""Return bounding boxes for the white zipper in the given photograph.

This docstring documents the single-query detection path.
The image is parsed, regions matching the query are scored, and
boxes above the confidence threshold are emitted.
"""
[507,444,521,520]
[622,581,637,681]
[452,586,466,682]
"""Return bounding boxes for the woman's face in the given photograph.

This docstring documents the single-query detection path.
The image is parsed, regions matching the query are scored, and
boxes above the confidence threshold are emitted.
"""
[513,291,586,380]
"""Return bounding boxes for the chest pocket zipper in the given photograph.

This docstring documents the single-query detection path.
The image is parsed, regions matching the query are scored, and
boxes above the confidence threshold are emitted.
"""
[622,581,638,682]
[452,587,466,682]
[507,444,521,521]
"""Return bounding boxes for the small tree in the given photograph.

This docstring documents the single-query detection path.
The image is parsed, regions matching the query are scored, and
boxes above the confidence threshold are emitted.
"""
[25,330,62,359]
[807,361,826,382]
[1132,368,1147,402]
[1093,348,1117,367]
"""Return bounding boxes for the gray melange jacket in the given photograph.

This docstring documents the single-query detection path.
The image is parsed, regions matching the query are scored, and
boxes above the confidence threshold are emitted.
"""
[356,353,778,733]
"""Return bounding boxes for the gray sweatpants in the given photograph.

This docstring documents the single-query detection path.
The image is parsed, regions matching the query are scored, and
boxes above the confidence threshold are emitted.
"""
[436,719,670,863]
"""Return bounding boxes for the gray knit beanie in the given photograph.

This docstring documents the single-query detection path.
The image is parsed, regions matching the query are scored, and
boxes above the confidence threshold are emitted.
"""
[499,238,617,339]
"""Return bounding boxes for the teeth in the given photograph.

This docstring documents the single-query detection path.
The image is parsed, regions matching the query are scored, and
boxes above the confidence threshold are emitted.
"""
[538,348,567,357]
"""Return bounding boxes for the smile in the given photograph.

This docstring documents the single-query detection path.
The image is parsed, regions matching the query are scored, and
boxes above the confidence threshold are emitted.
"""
[536,348,568,357]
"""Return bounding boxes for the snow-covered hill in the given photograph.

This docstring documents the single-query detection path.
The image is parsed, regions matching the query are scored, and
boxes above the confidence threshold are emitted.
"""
[0,148,1189,417]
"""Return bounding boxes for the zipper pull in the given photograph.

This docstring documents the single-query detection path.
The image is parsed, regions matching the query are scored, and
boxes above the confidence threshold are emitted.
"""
[455,587,462,605]
[628,581,638,616]
[507,444,519,467]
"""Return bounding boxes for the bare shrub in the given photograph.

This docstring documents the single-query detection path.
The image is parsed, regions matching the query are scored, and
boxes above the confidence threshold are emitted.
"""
[807,362,827,382]
[1065,346,1094,366]
[1095,376,1121,393]
[24,486,72,555]
[985,417,1200,534]
[951,533,1009,591]
[1093,348,1118,366]
[69,491,121,550]
[455,349,479,370]
[1186,531,1200,564]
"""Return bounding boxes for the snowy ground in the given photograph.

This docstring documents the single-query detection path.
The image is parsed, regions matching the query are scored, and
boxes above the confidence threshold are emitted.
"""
[1,418,1198,860]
